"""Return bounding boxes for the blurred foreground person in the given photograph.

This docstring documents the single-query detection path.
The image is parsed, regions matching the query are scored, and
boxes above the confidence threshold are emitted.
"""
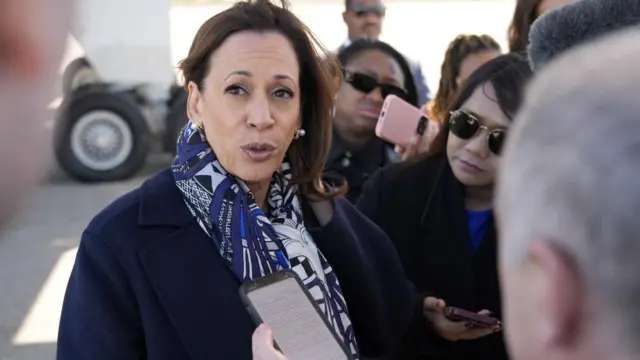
[507,0,574,53]
[0,0,73,232]
[497,28,640,360]
[527,0,640,71]
[357,54,533,360]
[58,1,416,359]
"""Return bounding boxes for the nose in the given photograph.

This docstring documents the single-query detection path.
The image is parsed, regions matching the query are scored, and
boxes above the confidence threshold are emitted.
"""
[365,86,384,103]
[247,96,274,131]
[363,12,380,23]
[465,129,490,158]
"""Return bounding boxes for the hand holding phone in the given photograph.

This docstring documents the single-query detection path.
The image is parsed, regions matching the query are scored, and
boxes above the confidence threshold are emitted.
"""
[240,270,352,360]
[252,324,287,360]
[422,297,500,342]
[393,103,441,160]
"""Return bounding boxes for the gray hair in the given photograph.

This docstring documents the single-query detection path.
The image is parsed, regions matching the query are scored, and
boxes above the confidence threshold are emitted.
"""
[527,0,640,71]
[497,27,640,351]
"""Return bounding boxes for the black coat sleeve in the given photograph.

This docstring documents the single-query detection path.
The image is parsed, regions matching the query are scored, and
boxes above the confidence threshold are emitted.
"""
[57,229,144,360]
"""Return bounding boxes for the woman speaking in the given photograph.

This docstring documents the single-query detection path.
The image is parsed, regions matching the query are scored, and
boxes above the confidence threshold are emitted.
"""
[56,1,417,359]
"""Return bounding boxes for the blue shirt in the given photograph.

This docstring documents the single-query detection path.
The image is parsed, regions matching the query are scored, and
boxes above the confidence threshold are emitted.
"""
[467,210,492,253]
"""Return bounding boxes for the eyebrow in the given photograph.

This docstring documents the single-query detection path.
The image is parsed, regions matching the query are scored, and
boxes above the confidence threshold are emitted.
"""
[224,70,294,82]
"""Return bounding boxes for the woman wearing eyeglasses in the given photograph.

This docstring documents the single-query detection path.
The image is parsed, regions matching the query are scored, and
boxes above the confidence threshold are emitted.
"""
[325,39,418,203]
[356,53,532,360]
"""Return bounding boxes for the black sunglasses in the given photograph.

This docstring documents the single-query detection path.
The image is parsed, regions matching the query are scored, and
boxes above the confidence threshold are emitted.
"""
[349,4,386,17]
[344,71,407,101]
[448,110,507,155]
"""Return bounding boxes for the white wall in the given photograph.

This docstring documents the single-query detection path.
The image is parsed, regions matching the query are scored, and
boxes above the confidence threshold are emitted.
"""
[64,1,516,95]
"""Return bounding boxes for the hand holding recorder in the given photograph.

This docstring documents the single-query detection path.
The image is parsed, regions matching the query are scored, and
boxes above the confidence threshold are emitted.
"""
[422,297,500,342]
[242,270,352,360]
[252,324,287,360]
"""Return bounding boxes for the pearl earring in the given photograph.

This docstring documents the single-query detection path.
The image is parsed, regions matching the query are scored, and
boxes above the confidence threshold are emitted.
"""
[294,128,306,140]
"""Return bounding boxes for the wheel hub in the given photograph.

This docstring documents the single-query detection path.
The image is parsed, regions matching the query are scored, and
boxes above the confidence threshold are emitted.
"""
[70,110,134,171]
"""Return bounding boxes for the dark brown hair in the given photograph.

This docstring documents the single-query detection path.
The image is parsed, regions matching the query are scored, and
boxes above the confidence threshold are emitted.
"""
[429,34,501,124]
[178,0,344,200]
[508,0,542,53]
[428,53,533,156]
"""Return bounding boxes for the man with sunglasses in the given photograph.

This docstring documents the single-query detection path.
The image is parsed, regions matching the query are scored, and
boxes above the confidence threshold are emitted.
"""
[339,0,431,105]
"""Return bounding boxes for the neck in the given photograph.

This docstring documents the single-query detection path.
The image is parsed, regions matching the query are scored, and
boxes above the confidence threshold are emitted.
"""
[247,181,270,212]
[334,119,373,151]
[464,185,494,211]
[347,34,378,42]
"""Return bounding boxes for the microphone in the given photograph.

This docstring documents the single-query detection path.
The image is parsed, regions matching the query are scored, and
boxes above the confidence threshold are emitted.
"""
[527,0,640,71]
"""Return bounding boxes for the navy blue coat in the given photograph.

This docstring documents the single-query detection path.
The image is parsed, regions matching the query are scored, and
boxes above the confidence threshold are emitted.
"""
[57,169,416,360]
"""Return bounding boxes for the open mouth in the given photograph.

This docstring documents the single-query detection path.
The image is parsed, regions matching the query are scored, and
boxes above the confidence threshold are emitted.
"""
[241,143,277,162]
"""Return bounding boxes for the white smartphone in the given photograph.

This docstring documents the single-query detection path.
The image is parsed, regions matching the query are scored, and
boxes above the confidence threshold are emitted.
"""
[239,270,352,360]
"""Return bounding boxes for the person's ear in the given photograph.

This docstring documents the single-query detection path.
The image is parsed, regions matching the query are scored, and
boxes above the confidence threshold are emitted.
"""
[529,240,584,350]
[186,81,202,122]
[342,11,349,25]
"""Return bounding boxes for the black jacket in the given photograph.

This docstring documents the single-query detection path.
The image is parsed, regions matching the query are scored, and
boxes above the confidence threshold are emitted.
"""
[58,169,417,360]
[324,133,400,204]
[356,155,508,360]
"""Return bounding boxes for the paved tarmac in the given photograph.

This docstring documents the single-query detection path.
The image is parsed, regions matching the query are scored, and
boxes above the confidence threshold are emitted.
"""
[0,2,513,359]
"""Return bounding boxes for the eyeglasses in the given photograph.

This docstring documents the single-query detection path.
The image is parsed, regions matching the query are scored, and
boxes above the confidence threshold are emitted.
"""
[344,71,407,101]
[349,4,386,17]
[448,109,507,155]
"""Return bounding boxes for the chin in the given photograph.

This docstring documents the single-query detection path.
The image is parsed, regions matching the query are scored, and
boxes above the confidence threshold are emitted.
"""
[353,118,377,135]
[232,159,282,184]
[451,168,492,187]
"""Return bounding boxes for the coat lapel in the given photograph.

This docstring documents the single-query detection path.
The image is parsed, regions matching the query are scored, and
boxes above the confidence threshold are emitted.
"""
[135,170,253,359]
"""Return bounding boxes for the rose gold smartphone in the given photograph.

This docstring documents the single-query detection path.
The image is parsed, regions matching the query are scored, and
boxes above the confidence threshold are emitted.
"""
[375,95,429,147]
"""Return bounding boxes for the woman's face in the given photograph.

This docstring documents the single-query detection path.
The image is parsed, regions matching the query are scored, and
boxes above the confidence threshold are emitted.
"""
[456,50,501,86]
[334,49,404,137]
[187,31,301,185]
[446,83,510,188]
[536,0,574,16]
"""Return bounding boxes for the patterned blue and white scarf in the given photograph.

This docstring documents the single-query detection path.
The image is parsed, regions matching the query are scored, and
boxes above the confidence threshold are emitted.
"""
[171,121,358,358]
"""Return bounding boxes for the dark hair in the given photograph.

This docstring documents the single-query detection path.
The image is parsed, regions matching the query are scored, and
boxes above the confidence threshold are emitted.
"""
[508,0,542,53]
[430,34,501,123]
[337,38,419,106]
[178,0,342,200]
[428,53,533,156]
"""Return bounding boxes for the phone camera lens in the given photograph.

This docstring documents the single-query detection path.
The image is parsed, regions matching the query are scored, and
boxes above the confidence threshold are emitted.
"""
[417,116,427,135]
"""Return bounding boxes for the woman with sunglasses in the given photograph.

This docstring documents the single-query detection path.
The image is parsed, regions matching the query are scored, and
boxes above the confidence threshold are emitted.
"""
[325,38,418,203]
[356,53,532,360]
